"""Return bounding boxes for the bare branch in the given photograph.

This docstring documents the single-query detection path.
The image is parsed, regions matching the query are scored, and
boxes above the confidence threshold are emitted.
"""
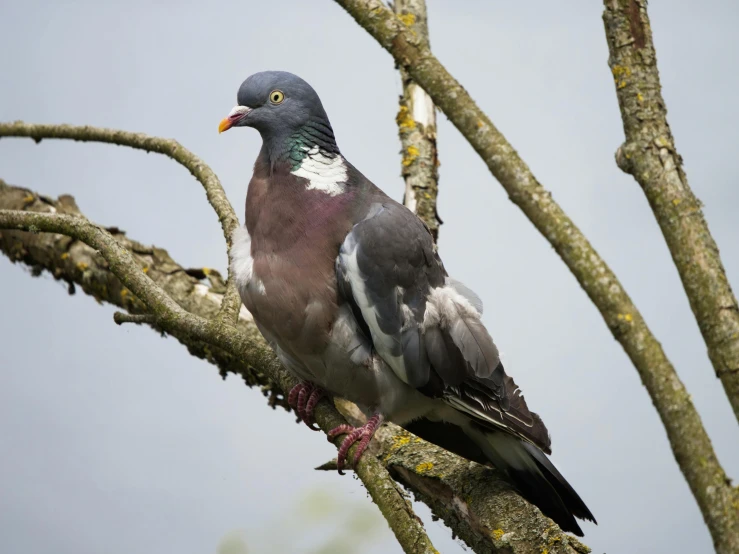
[113,312,157,325]
[0,185,438,554]
[602,0,739,427]
[0,180,590,553]
[393,0,441,239]
[315,459,340,471]
[330,0,739,549]
[0,121,243,324]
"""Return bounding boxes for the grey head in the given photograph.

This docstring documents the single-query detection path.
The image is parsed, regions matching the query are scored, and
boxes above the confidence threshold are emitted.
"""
[219,71,339,164]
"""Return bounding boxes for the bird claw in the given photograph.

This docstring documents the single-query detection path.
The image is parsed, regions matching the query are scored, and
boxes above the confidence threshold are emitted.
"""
[287,382,324,430]
[327,413,384,474]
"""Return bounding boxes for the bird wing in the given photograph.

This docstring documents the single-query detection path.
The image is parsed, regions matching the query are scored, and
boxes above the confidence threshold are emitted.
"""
[336,200,551,453]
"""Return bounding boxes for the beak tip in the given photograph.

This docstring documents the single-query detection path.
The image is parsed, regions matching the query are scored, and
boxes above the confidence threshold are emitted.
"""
[218,118,232,134]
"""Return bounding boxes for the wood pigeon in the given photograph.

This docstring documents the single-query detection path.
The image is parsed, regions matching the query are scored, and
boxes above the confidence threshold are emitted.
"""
[219,71,595,536]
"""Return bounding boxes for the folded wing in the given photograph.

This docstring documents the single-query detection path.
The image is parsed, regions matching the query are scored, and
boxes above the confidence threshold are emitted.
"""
[336,200,550,453]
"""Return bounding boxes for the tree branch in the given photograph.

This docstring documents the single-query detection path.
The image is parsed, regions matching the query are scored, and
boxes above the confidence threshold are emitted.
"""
[0,180,591,554]
[113,312,157,325]
[330,1,739,550]
[0,121,243,324]
[393,0,441,239]
[0,184,438,554]
[602,0,739,427]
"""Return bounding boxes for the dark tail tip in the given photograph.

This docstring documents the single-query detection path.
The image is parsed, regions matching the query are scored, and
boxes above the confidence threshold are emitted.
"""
[472,429,596,536]
[518,441,596,535]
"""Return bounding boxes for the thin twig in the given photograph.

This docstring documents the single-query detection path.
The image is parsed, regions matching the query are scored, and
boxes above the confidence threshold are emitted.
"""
[113,312,157,325]
[0,121,243,324]
[315,459,340,471]
[603,0,739,428]
[331,0,739,549]
[0,206,439,554]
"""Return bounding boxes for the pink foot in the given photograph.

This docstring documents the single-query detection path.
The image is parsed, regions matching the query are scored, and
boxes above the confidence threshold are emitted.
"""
[327,413,384,474]
[287,382,323,431]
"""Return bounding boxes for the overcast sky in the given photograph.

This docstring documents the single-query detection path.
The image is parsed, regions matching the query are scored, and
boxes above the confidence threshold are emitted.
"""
[2,1,738,552]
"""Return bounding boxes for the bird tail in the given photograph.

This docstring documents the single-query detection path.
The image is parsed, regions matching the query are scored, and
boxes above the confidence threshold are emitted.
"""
[465,425,596,536]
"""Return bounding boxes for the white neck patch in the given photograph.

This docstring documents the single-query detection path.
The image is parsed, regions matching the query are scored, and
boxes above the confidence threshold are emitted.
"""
[291,145,348,196]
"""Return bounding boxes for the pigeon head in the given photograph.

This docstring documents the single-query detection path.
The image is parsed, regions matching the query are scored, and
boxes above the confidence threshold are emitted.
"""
[219,71,339,161]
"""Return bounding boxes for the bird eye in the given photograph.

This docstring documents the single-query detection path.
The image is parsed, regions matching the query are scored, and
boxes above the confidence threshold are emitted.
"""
[269,90,285,104]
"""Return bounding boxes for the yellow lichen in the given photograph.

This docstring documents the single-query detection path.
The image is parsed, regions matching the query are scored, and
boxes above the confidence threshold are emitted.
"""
[415,462,434,474]
[398,13,415,27]
[142,266,149,274]
[611,65,631,79]
[616,313,633,322]
[396,105,416,130]
[121,288,129,298]
[492,529,505,540]
[402,145,420,167]
[637,92,644,102]
[384,433,412,462]
[672,198,681,206]
[476,120,483,128]
[76,262,88,271]
[22,194,35,204]
[60,252,69,260]
[612,65,631,90]
[202,267,211,275]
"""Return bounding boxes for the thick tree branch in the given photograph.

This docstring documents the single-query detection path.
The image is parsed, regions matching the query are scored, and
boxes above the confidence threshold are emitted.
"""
[602,0,739,426]
[0,184,437,554]
[0,180,590,554]
[0,121,243,324]
[393,0,441,239]
[330,1,739,550]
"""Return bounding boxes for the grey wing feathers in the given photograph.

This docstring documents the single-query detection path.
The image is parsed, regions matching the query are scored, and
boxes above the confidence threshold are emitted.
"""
[336,201,443,389]
[336,199,551,453]
[446,277,484,314]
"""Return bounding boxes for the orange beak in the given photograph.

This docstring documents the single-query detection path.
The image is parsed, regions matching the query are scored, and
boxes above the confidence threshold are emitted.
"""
[218,105,252,134]
[218,118,233,133]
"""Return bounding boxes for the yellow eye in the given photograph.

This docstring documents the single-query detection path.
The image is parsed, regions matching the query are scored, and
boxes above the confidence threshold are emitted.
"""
[269,90,285,104]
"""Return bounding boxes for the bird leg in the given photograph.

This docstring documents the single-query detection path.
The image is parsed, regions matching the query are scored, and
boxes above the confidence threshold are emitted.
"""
[287,382,323,431]
[327,413,384,474]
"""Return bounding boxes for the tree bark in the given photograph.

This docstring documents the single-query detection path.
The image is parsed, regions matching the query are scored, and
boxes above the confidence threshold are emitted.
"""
[393,0,441,240]
[330,1,739,551]
[0,179,591,554]
[602,0,739,427]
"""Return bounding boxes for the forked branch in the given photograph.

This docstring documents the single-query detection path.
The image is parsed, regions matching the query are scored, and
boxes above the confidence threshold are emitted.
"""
[602,0,739,427]
[0,121,243,323]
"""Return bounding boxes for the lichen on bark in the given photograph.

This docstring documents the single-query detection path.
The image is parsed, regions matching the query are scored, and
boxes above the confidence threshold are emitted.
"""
[393,0,441,240]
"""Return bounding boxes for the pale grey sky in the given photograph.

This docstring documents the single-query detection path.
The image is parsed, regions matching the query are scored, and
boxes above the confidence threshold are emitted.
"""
[1,1,738,553]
